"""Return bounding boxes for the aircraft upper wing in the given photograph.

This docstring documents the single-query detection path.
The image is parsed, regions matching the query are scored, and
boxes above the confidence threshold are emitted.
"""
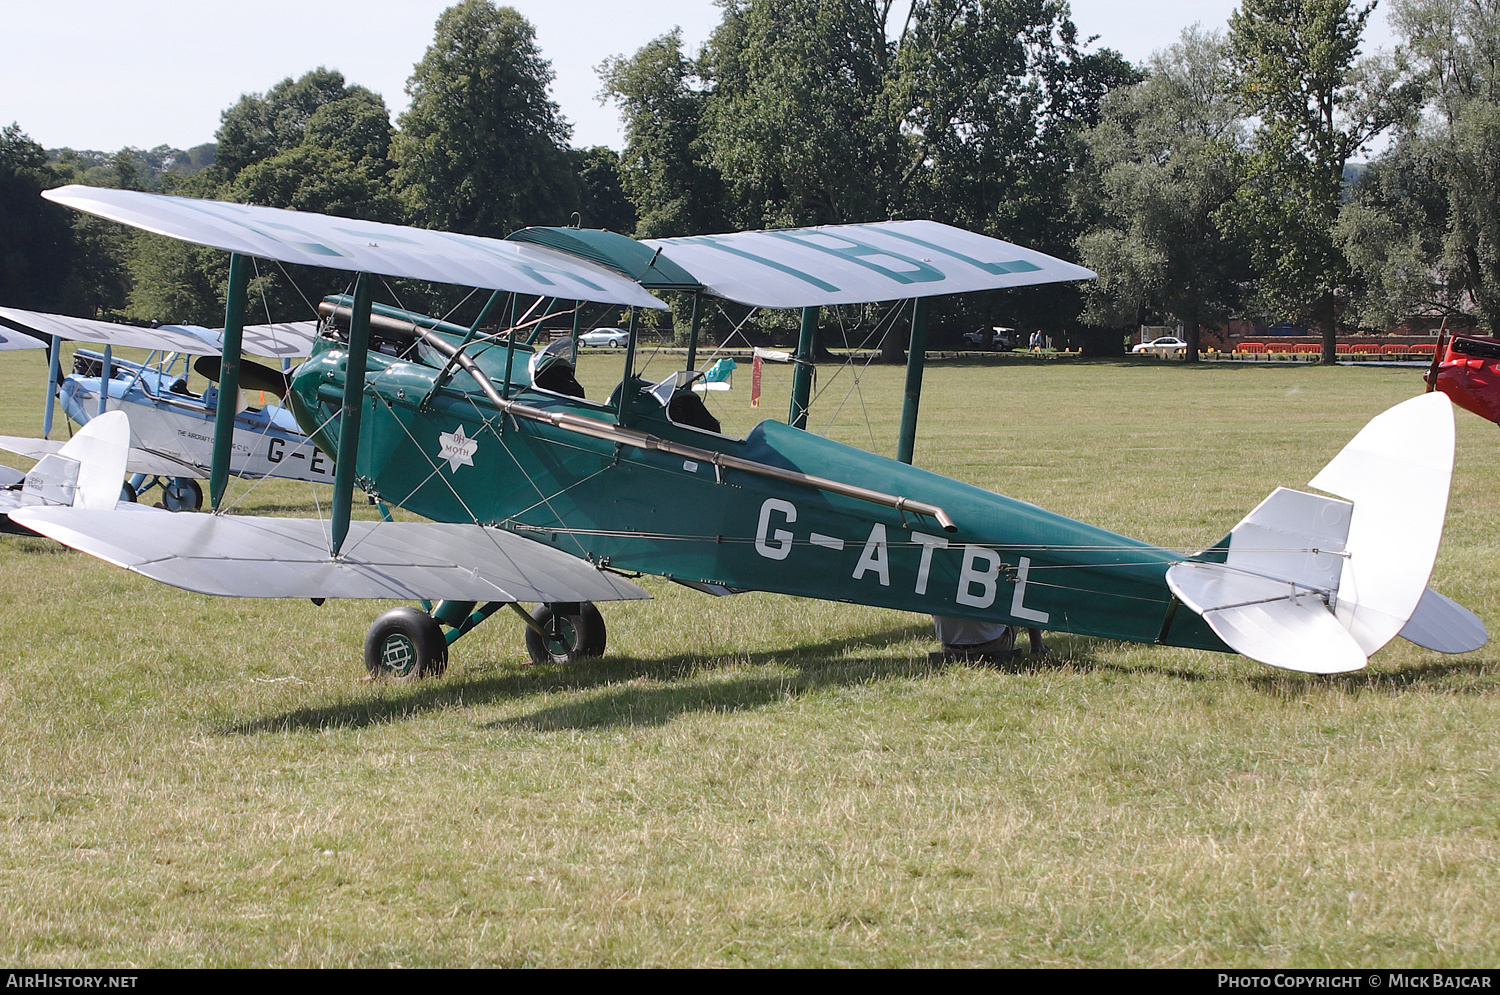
[0,307,223,354]
[166,320,321,359]
[10,505,651,603]
[643,220,1096,308]
[43,185,666,310]
[0,326,45,351]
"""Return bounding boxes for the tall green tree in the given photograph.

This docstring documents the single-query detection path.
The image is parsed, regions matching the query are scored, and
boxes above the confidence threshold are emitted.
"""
[569,146,638,233]
[0,124,77,311]
[1223,0,1412,361]
[1076,27,1249,360]
[214,68,368,179]
[394,1,576,237]
[599,28,728,239]
[1379,0,1500,332]
[701,0,904,230]
[127,69,399,323]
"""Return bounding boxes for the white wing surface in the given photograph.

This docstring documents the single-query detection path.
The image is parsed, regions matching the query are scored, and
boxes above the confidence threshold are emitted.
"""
[0,306,225,354]
[645,220,1096,308]
[176,320,320,359]
[0,327,45,351]
[10,505,651,604]
[43,186,666,309]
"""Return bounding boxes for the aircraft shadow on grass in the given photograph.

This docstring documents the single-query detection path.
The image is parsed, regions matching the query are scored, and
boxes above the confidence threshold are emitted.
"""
[1248,656,1497,697]
[221,626,1149,735]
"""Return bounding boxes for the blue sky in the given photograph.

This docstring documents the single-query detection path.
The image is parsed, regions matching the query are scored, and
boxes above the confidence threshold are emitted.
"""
[2,1,1396,153]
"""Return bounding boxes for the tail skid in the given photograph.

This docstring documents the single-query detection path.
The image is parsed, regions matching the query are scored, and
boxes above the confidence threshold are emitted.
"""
[1166,393,1483,673]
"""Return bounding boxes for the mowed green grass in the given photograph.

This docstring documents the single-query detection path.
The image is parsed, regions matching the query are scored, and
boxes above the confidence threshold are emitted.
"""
[0,345,1496,967]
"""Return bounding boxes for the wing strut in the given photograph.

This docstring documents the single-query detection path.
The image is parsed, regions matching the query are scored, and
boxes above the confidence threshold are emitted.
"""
[43,335,61,439]
[209,253,249,509]
[896,297,931,465]
[789,306,819,430]
[329,272,374,556]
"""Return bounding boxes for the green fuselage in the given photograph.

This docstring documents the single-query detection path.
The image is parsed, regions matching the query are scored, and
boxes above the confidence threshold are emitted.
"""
[288,335,1228,653]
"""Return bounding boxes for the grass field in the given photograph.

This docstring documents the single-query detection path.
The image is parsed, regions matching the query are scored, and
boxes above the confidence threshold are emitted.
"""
[0,345,1495,967]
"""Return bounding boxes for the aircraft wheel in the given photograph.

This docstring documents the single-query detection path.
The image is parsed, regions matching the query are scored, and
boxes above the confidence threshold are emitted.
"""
[580,602,606,657]
[525,602,600,665]
[162,477,203,512]
[364,607,448,679]
[119,482,137,504]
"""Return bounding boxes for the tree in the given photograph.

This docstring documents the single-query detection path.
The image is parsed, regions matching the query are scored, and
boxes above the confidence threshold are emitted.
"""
[1223,0,1413,361]
[701,0,905,230]
[0,124,77,311]
[214,68,363,179]
[569,146,637,233]
[1377,0,1500,332]
[599,28,728,240]
[125,70,398,323]
[394,1,576,237]
[1075,27,1250,360]
[619,1,1133,358]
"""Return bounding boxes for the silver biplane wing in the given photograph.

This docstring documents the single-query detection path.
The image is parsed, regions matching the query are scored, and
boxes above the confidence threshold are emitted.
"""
[643,220,1097,307]
[10,505,650,604]
[182,320,320,359]
[42,185,666,310]
[0,306,321,360]
[0,306,226,353]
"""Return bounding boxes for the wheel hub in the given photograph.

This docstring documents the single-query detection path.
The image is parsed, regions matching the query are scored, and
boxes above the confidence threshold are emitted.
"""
[380,632,418,677]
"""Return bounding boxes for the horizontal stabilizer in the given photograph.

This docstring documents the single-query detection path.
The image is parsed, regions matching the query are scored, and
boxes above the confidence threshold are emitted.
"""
[9,505,651,604]
[1166,561,1367,674]
[0,434,201,479]
[1400,587,1489,653]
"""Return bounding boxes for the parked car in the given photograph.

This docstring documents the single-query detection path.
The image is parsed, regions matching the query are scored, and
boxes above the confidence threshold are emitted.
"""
[1132,336,1188,355]
[578,327,628,348]
[961,326,1017,350]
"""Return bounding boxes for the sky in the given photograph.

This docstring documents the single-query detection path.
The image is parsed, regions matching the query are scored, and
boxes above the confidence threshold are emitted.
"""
[2,0,1398,154]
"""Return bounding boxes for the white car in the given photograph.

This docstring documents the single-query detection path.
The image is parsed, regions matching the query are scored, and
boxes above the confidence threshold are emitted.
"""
[1132,336,1188,355]
[578,327,628,348]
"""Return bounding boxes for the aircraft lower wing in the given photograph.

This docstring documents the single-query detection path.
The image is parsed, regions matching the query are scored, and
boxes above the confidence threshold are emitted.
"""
[0,434,200,478]
[9,505,651,604]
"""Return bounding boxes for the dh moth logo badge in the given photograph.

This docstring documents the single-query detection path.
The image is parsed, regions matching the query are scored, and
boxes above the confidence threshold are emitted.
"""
[437,425,478,473]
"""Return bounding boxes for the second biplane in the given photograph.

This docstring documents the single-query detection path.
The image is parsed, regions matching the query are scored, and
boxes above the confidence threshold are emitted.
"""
[11,185,1486,678]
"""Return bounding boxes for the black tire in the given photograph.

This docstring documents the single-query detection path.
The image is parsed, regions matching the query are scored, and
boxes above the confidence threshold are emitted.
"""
[524,602,601,665]
[580,602,606,657]
[162,477,203,512]
[119,482,137,504]
[364,607,448,679]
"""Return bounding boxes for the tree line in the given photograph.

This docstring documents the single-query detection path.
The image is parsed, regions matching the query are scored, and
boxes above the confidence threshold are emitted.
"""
[2,0,1497,362]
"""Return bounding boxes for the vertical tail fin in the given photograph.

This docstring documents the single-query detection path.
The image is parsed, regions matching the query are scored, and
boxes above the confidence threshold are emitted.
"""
[21,410,130,510]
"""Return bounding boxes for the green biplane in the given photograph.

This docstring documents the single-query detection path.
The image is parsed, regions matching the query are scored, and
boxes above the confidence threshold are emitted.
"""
[12,185,1486,678]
